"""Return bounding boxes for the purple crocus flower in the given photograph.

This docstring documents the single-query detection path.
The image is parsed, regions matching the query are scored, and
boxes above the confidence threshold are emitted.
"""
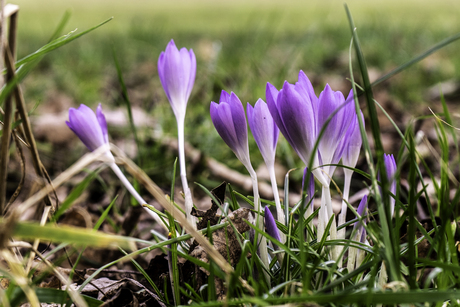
[264,206,281,242]
[317,87,355,180]
[381,153,397,217]
[158,39,196,120]
[266,71,327,185]
[210,90,251,166]
[247,99,279,164]
[66,104,109,153]
[248,99,285,228]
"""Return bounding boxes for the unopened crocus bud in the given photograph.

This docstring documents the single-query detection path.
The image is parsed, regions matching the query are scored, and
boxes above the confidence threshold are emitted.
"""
[66,104,111,155]
[380,154,397,217]
[264,206,281,242]
[158,39,196,120]
[210,90,251,168]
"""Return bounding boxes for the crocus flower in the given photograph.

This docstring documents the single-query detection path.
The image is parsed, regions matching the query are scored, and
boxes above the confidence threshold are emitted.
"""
[67,104,168,231]
[381,154,397,217]
[247,99,285,229]
[210,91,251,168]
[158,39,197,229]
[66,104,110,154]
[265,205,284,264]
[247,99,279,165]
[317,87,355,180]
[266,71,327,186]
[353,194,368,239]
[158,39,196,120]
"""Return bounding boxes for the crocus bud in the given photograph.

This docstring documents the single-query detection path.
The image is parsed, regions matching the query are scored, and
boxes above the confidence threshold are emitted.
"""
[264,206,281,242]
[382,153,397,217]
[210,90,251,167]
[158,39,196,120]
[247,99,279,164]
[353,194,368,234]
[66,104,111,156]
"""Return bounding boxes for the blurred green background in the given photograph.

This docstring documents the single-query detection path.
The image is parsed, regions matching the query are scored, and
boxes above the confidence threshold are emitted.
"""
[9,0,460,187]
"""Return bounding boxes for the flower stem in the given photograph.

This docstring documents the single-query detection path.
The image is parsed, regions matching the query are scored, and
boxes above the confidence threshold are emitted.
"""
[322,185,338,261]
[177,116,197,230]
[109,162,169,231]
[337,170,352,267]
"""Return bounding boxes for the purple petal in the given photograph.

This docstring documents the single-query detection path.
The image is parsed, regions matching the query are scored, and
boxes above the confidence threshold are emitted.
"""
[296,70,318,112]
[96,103,109,144]
[220,90,231,103]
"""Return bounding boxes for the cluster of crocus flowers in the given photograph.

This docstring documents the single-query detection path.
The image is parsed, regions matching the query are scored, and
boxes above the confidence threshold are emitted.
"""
[266,70,361,259]
[66,104,168,231]
[158,39,197,228]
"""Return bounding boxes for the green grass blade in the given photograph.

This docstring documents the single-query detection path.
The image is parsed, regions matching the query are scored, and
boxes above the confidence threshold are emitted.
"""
[10,220,137,250]
[47,10,72,43]
[371,32,460,88]
[15,17,113,67]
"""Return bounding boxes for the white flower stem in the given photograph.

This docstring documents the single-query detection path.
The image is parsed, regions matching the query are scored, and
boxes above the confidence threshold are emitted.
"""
[109,162,169,231]
[177,116,197,230]
[322,184,338,261]
[339,170,352,225]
